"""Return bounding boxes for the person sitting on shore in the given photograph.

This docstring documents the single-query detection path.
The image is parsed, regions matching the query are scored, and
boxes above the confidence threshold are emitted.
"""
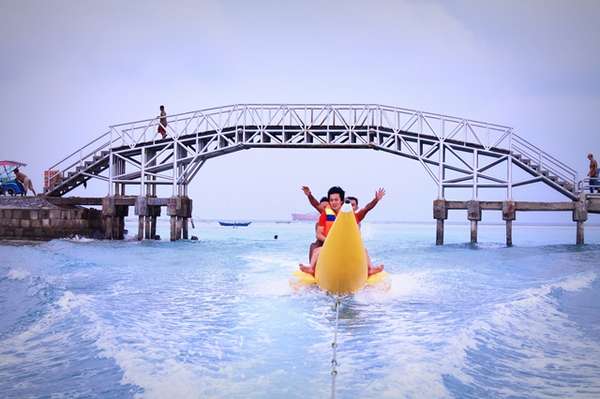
[299,186,383,277]
[14,168,36,196]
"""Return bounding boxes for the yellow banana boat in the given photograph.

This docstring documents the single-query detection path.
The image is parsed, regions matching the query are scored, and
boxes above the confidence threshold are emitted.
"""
[293,203,387,294]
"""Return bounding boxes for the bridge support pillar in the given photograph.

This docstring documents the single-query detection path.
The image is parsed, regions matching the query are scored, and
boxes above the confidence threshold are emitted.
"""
[149,206,160,240]
[144,216,151,239]
[135,196,148,241]
[167,196,193,241]
[102,196,127,240]
[433,199,448,245]
[182,218,189,240]
[135,196,161,240]
[467,201,481,244]
[573,198,588,245]
[502,201,516,247]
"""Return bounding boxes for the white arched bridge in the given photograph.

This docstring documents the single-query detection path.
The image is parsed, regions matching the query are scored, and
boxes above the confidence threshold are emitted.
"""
[45,104,580,201]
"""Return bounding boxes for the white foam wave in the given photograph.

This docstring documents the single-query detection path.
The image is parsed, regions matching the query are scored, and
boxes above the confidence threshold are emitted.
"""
[6,268,30,280]
[62,235,97,243]
[444,271,600,397]
[354,270,439,304]
[347,271,600,398]
[240,253,298,297]
[0,290,90,368]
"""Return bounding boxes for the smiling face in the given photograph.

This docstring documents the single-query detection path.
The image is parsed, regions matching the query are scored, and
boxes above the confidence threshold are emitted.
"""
[328,193,342,212]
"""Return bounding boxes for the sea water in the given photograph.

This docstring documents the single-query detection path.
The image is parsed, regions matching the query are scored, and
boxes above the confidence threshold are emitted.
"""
[1,221,599,398]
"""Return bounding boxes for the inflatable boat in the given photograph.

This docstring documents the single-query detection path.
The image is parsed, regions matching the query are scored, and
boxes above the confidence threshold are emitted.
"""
[293,203,388,294]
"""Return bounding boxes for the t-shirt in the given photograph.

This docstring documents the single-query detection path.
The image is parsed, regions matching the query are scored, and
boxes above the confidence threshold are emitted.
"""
[590,159,598,177]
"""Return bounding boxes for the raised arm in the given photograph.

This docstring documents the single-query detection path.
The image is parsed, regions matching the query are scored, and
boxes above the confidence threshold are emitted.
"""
[302,186,321,213]
[356,188,385,220]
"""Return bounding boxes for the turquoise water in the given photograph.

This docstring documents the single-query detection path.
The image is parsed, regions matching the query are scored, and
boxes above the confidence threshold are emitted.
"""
[1,221,600,398]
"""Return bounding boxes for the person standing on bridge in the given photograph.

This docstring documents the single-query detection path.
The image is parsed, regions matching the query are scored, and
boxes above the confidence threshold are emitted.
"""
[157,105,167,139]
[588,153,598,193]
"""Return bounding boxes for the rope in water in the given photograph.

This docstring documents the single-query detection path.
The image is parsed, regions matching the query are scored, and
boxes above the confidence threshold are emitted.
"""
[330,296,341,399]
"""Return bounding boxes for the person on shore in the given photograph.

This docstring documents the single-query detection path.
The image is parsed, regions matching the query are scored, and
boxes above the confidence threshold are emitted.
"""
[158,105,167,139]
[301,186,329,261]
[588,153,598,193]
[13,168,36,196]
[299,186,384,276]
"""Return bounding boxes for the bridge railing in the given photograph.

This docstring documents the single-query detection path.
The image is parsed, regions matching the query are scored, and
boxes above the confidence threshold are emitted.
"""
[511,133,578,186]
[43,131,115,193]
[46,104,578,195]
[578,177,600,197]
[107,104,514,151]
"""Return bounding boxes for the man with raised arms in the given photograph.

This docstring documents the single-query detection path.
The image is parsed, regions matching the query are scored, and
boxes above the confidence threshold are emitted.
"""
[299,186,384,276]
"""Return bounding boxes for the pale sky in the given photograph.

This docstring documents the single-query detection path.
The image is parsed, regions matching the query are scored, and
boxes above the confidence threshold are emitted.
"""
[2,0,599,222]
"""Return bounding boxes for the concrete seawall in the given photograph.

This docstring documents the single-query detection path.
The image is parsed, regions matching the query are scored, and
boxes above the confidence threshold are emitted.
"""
[0,197,103,241]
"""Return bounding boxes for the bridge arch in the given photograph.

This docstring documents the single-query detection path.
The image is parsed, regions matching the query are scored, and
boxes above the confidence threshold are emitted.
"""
[45,104,578,201]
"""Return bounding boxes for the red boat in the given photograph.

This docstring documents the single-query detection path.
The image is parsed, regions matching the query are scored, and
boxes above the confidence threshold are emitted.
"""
[291,213,318,221]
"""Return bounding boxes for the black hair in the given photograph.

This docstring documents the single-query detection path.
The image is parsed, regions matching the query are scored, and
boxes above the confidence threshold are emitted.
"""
[160,105,165,110]
[319,196,329,203]
[327,186,345,202]
[347,196,358,206]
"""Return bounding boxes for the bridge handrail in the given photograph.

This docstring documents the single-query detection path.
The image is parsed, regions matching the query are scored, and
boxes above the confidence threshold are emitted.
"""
[578,177,600,195]
[511,132,577,183]
[512,133,576,174]
[109,103,513,131]
[44,130,114,192]
[47,104,578,196]
[108,104,514,154]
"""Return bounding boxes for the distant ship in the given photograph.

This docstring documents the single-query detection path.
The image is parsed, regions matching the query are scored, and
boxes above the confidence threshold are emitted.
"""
[218,221,252,227]
[291,213,318,221]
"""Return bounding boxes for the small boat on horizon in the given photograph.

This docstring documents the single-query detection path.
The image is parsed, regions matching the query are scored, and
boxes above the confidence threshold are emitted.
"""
[218,221,252,227]
[291,212,318,221]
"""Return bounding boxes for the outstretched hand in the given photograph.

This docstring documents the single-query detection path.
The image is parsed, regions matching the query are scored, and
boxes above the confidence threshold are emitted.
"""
[301,186,311,196]
[375,188,386,201]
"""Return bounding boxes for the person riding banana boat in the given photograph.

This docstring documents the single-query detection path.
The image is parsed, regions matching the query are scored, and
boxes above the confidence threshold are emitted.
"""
[299,186,384,277]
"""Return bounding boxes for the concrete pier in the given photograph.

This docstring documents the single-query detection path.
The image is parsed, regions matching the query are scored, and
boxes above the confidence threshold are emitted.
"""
[502,201,516,247]
[573,197,588,245]
[433,199,448,245]
[467,201,481,244]
[167,196,192,241]
[102,196,128,240]
[434,198,598,246]
[134,196,161,241]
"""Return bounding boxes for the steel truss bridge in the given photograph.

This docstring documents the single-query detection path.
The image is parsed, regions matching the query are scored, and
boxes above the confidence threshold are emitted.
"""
[45,104,580,200]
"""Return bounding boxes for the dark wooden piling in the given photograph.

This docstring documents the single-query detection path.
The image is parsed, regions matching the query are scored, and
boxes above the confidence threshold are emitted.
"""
[433,199,448,245]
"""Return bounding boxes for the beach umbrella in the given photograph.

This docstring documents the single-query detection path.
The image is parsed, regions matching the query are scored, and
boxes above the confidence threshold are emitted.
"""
[0,161,27,182]
[0,160,27,167]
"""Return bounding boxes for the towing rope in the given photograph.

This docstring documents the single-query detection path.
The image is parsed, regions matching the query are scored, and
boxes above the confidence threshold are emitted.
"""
[330,296,341,399]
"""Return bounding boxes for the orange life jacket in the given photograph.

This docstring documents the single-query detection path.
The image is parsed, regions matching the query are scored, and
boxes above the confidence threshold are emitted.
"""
[323,206,337,236]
